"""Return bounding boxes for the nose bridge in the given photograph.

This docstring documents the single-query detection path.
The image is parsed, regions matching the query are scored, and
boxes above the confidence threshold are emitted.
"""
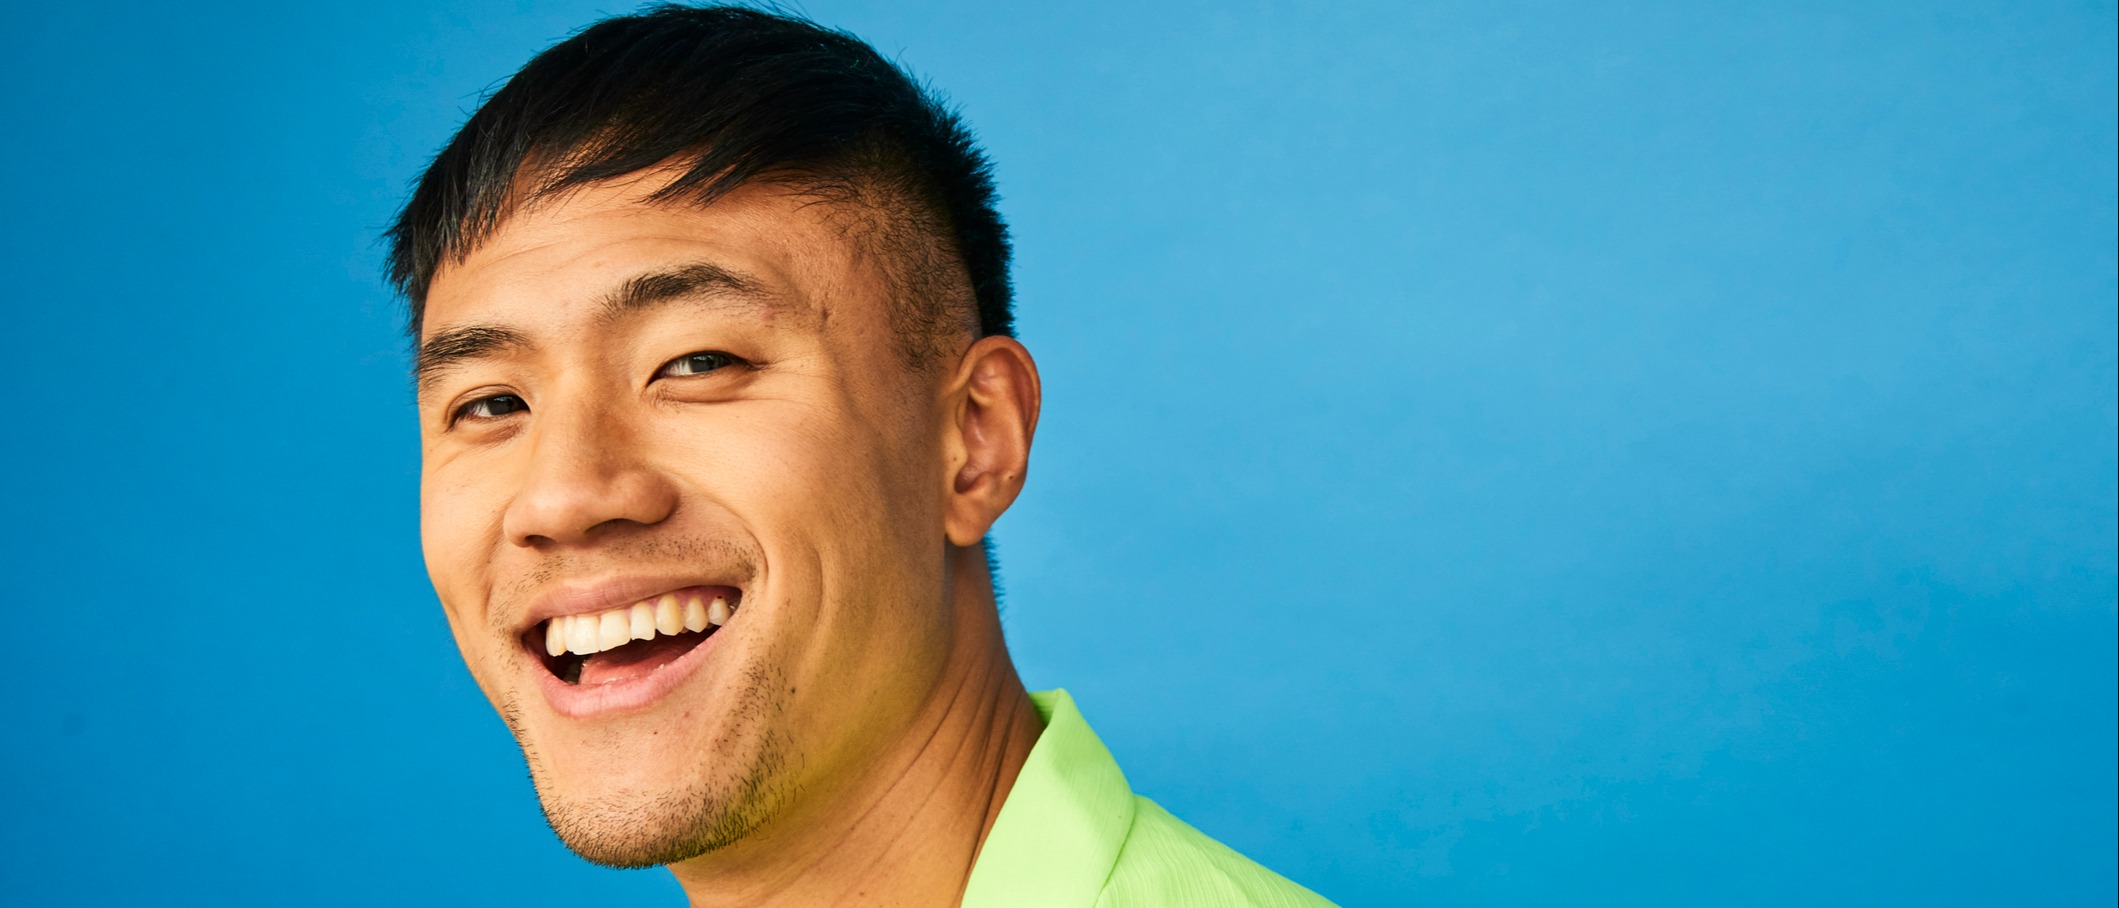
[503,389,675,547]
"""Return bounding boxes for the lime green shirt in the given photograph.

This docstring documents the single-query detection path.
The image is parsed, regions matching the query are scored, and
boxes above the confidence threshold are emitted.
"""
[960,690,1337,907]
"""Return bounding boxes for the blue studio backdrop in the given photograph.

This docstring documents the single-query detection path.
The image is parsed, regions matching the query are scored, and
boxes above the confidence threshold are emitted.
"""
[3,1,2114,905]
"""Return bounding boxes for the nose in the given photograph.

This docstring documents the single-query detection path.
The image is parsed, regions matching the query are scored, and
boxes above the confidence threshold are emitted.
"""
[501,401,679,549]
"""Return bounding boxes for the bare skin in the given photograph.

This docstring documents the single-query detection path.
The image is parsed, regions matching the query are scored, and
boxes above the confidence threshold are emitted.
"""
[416,170,1045,906]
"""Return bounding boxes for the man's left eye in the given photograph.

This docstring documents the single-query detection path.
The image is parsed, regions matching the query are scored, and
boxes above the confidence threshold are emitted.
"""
[660,351,742,377]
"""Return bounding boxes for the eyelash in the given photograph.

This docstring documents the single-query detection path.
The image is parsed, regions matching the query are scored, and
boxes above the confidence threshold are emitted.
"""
[447,351,746,426]
[449,393,527,426]
[659,350,743,378]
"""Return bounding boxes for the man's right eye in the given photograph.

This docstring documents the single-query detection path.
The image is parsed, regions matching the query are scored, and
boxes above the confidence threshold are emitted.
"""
[454,394,528,423]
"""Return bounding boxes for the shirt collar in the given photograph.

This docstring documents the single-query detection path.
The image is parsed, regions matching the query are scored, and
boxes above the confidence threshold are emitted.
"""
[960,689,1136,907]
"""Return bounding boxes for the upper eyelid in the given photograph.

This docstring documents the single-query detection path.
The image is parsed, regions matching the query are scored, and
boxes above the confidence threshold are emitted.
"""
[658,350,745,373]
[444,389,525,427]
[438,351,741,427]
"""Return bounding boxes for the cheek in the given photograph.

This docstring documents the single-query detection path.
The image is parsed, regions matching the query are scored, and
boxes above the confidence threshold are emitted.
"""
[419,464,508,624]
[683,400,940,632]
[669,395,869,505]
[723,404,930,539]
[419,473,522,707]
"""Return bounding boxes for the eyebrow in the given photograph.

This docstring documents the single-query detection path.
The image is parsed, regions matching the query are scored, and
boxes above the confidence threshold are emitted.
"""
[414,324,532,395]
[597,261,775,324]
[415,261,790,395]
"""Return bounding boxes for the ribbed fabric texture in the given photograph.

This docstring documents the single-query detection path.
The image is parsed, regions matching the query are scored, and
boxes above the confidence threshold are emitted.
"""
[960,690,1337,908]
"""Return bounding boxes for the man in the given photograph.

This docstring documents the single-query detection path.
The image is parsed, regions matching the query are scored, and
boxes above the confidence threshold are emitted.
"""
[387,6,1333,905]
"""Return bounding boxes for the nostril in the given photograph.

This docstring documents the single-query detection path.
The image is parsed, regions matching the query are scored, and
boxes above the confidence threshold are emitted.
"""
[500,463,683,549]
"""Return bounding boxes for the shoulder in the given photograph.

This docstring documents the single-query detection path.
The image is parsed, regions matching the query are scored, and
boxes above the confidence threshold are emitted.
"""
[1096,796,1338,908]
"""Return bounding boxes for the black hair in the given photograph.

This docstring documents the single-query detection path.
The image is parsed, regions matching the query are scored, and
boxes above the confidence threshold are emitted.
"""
[384,3,1013,354]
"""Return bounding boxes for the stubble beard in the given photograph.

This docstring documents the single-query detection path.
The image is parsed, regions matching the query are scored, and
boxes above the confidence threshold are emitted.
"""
[499,664,800,869]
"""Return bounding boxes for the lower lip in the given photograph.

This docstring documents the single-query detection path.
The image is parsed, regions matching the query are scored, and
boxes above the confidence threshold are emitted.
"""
[533,626,726,718]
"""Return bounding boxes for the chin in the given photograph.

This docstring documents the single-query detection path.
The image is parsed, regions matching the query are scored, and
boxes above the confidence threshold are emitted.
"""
[535,773,782,868]
[499,661,802,869]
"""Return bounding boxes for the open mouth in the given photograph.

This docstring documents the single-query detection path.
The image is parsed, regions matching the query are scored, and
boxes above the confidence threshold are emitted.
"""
[528,586,740,686]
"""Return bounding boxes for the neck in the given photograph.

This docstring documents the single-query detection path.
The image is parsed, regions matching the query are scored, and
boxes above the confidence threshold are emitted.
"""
[668,545,1044,907]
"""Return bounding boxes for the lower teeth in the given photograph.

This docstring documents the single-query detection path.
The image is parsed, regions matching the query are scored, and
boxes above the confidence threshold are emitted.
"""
[551,627,715,685]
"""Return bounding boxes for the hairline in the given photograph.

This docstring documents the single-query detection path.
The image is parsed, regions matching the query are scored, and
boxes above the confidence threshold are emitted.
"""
[412,158,979,371]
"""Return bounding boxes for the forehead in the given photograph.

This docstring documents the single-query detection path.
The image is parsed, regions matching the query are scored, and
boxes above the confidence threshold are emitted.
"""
[422,175,867,339]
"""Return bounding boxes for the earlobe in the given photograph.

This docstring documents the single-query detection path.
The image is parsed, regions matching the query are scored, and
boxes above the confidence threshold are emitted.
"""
[942,336,1041,546]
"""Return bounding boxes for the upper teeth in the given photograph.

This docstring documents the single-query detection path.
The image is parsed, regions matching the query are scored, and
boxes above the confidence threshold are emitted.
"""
[545,591,734,657]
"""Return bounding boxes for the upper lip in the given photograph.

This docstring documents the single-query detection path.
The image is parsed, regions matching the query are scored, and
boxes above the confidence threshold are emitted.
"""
[517,574,744,636]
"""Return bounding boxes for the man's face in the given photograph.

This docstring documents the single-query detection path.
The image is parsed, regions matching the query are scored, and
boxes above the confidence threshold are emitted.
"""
[416,174,963,865]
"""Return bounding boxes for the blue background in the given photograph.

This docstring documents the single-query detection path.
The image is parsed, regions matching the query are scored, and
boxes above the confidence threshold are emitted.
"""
[3,1,2113,904]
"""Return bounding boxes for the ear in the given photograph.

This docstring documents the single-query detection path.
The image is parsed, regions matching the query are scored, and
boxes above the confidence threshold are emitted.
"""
[941,335,1042,546]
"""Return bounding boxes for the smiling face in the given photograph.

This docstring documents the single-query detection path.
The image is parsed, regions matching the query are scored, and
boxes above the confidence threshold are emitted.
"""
[416,173,977,866]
